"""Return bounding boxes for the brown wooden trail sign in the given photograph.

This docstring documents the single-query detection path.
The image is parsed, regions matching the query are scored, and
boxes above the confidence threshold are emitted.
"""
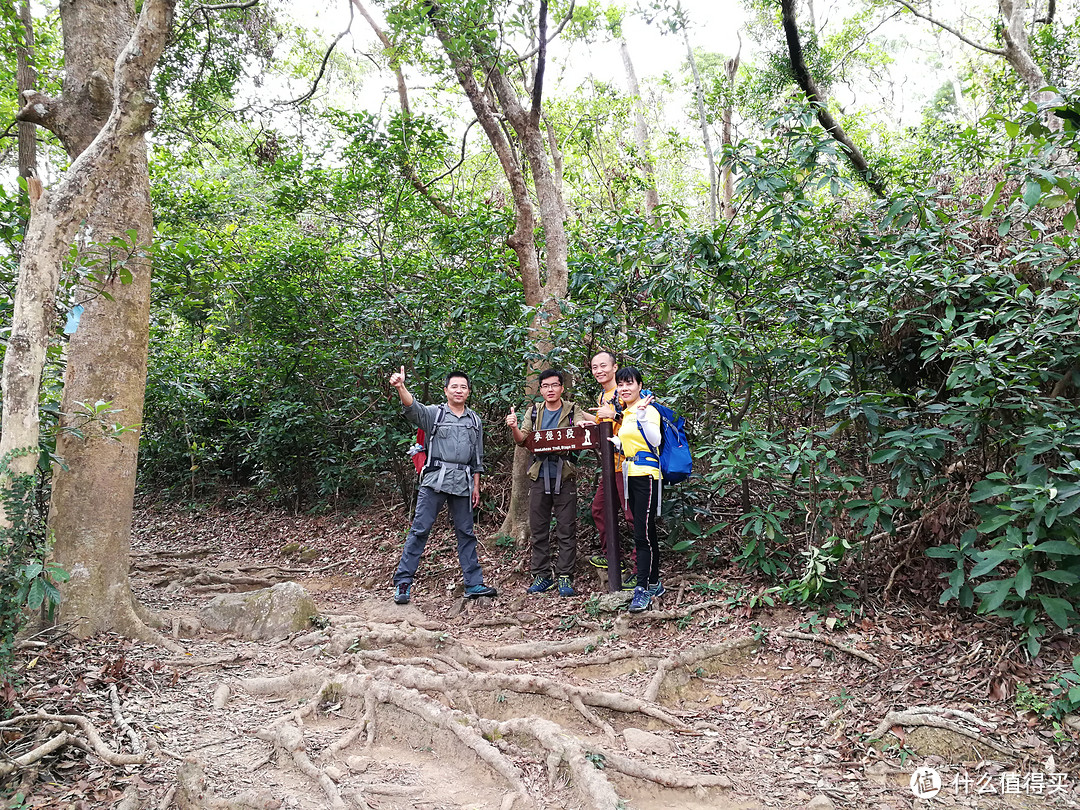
[524,422,623,592]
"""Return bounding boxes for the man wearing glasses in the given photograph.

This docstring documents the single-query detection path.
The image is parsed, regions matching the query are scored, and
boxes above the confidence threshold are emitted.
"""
[505,369,581,597]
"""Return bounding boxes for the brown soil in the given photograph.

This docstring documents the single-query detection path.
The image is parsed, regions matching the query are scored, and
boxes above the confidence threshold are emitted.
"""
[4,497,1080,810]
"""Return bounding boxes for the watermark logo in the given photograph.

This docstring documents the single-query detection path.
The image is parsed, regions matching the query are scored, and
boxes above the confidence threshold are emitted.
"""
[910,766,943,799]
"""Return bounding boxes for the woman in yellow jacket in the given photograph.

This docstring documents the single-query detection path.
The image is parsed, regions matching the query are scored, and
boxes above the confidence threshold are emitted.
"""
[613,367,665,613]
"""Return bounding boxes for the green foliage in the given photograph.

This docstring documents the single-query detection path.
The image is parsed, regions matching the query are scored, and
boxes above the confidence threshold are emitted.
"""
[1047,655,1080,721]
[0,450,58,684]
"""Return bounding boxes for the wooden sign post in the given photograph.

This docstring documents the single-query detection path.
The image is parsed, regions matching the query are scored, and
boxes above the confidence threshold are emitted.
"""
[526,422,622,592]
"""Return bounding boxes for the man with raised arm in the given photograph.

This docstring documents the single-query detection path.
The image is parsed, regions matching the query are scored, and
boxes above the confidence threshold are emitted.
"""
[389,366,497,605]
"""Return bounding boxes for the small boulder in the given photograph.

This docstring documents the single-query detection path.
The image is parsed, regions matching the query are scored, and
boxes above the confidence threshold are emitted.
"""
[594,592,632,612]
[623,728,674,756]
[807,796,835,810]
[198,581,319,640]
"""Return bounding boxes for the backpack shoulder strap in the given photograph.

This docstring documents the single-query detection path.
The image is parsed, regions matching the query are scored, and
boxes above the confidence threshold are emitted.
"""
[426,404,447,449]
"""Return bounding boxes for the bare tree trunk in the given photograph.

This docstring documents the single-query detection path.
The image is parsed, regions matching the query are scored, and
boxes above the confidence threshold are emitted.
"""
[683,31,717,225]
[619,37,658,221]
[721,45,741,221]
[5,0,177,639]
[16,1,36,195]
[891,0,1057,124]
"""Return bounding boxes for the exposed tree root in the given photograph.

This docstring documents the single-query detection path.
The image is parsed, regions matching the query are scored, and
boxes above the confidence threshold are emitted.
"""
[0,711,145,774]
[328,620,511,670]
[479,716,732,807]
[0,730,70,779]
[553,649,661,668]
[350,648,469,673]
[257,723,346,809]
[777,630,884,668]
[374,663,686,729]
[487,634,612,660]
[645,637,760,702]
[634,599,727,621]
[870,706,1017,758]
[175,757,282,810]
[108,683,144,755]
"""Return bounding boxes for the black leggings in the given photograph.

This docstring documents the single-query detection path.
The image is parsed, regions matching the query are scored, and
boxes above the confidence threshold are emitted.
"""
[627,476,659,585]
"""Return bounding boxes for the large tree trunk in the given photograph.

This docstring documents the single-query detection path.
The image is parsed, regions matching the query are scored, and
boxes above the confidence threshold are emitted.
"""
[5,0,176,639]
[48,140,155,638]
[426,0,569,541]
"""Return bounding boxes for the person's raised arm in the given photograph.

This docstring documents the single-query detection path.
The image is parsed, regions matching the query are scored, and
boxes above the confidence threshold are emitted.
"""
[505,406,527,445]
[389,365,414,408]
[638,395,661,447]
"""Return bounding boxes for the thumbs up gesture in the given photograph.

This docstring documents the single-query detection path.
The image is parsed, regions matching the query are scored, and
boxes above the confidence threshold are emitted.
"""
[389,365,406,389]
[505,407,518,428]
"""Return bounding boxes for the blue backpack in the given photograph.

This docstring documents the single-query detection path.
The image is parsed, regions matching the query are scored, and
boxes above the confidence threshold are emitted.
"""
[620,394,692,484]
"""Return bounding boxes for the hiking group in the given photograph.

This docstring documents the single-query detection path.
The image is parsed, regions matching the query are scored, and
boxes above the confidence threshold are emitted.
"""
[388,351,688,614]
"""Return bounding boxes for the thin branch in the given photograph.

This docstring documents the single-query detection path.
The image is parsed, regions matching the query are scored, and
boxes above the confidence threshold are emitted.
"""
[1036,0,1056,24]
[781,0,887,198]
[515,0,575,63]
[195,0,258,10]
[889,0,1005,56]
[421,119,477,189]
[530,0,547,126]
[287,10,353,106]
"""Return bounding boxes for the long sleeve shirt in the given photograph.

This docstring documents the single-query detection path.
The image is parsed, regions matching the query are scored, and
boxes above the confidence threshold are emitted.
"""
[404,400,484,496]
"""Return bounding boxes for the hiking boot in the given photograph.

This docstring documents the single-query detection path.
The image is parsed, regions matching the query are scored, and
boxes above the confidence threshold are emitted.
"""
[527,574,555,594]
[394,583,411,605]
[588,554,608,569]
[628,585,652,613]
[557,576,577,597]
[464,583,498,598]
[620,573,638,590]
[648,581,665,598]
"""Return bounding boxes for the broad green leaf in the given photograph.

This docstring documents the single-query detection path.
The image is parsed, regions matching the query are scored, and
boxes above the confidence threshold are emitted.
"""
[1039,595,1073,629]
[1022,179,1042,208]
[971,548,1015,577]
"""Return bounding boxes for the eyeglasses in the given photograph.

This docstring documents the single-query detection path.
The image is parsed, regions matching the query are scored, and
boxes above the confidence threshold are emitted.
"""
[539,382,563,390]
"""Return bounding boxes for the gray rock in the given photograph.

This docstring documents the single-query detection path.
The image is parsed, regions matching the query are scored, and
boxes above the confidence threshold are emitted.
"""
[594,591,632,612]
[623,727,674,756]
[807,796,835,810]
[198,581,319,640]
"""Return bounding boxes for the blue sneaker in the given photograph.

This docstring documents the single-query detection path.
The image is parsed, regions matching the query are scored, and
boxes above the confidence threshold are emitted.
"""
[464,583,498,598]
[557,576,577,597]
[648,581,665,598]
[394,583,411,604]
[628,585,651,613]
[527,575,555,594]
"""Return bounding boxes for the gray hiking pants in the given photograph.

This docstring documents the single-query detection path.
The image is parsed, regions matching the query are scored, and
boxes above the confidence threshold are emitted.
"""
[394,485,484,587]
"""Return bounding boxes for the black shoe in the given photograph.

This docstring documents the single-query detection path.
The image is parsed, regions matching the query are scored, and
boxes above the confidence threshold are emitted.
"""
[464,583,498,598]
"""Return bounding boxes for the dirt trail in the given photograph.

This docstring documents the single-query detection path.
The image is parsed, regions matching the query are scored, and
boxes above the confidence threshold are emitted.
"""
[5,500,1080,809]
